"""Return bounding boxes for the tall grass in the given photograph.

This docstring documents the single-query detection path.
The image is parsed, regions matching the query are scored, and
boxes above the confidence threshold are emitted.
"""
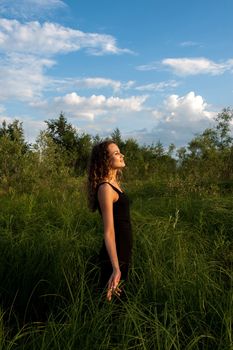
[0,177,232,349]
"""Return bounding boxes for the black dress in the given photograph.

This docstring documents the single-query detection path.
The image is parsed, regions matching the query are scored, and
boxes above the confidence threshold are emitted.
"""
[97,182,133,288]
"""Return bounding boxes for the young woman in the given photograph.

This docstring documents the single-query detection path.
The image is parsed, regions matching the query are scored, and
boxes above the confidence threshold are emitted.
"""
[88,140,133,301]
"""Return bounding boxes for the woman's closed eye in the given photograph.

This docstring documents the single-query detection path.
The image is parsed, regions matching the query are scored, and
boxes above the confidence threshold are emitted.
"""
[110,151,120,157]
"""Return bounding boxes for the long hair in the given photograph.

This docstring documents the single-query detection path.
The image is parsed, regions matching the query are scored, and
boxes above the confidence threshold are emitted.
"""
[87,140,119,211]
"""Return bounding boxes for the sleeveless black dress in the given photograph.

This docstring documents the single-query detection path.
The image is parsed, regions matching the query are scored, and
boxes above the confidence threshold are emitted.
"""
[97,182,133,288]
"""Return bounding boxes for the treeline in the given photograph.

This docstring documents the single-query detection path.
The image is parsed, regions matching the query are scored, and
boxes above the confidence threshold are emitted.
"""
[0,108,233,193]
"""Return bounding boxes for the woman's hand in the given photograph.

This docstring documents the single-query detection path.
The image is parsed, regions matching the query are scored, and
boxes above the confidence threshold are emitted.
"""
[107,269,121,301]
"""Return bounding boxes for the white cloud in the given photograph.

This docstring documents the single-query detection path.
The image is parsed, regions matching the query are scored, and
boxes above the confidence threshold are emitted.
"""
[135,80,179,92]
[121,92,217,147]
[54,78,178,93]
[52,77,178,94]
[0,18,133,56]
[136,61,160,71]
[53,93,148,120]
[76,78,122,91]
[52,77,135,92]
[136,57,233,76]
[179,41,202,47]
[0,0,67,20]
[159,91,214,122]
[162,57,233,76]
[147,91,216,145]
[0,54,55,101]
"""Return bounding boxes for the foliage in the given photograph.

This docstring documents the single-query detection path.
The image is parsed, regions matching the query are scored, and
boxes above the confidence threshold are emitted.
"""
[45,113,92,175]
[177,107,233,183]
[0,120,29,192]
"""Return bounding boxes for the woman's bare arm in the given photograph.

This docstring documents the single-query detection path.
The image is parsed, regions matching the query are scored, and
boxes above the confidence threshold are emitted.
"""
[98,183,121,299]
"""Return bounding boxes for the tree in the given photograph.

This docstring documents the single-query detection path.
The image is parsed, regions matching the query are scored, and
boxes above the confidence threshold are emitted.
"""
[45,113,78,152]
[215,107,233,150]
[167,143,176,157]
[75,133,92,175]
[0,119,28,150]
[0,119,29,190]
[152,141,165,158]
[177,107,233,182]
[111,128,124,149]
[45,113,92,175]
[187,128,217,159]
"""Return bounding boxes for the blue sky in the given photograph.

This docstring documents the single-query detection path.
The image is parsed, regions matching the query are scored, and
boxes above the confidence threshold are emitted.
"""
[0,0,232,147]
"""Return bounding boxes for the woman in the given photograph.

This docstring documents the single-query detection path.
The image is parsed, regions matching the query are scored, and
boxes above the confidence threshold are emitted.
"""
[88,140,133,301]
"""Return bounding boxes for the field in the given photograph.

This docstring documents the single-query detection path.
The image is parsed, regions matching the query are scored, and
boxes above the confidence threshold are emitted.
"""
[0,176,232,350]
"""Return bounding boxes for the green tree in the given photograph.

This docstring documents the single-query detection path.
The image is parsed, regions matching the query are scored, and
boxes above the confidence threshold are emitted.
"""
[45,113,92,175]
[45,113,78,152]
[152,141,165,158]
[0,120,29,191]
[0,119,28,150]
[111,128,124,149]
[178,107,233,182]
[215,107,233,150]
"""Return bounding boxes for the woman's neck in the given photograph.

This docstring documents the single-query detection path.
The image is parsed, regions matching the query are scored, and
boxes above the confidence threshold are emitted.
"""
[106,170,118,183]
[105,177,117,184]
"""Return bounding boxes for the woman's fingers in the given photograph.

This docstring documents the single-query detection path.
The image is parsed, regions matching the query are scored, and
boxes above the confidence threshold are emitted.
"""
[106,271,123,300]
[107,288,112,301]
[108,274,119,290]
[113,286,122,296]
[107,277,114,291]
[106,285,122,301]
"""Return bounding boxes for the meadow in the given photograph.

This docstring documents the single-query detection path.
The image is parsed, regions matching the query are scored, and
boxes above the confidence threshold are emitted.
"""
[0,174,232,350]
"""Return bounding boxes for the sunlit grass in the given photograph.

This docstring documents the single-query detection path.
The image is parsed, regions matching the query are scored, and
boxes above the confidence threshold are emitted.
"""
[0,177,232,349]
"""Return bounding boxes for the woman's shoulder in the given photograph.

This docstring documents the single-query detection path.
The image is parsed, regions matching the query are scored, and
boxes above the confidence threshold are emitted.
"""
[97,181,110,190]
[97,182,113,195]
[97,182,119,203]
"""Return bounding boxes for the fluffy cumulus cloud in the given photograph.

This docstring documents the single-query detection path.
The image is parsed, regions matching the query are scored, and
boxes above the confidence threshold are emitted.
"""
[153,91,215,143]
[132,91,216,147]
[53,93,148,120]
[0,19,132,56]
[137,57,233,76]
[160,91,214,122]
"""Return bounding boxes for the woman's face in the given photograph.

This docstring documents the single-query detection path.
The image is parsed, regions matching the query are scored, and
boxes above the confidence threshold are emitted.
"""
[107,143,125,170]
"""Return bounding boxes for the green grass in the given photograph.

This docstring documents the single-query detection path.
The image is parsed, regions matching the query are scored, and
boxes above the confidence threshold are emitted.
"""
[0,177,232,349]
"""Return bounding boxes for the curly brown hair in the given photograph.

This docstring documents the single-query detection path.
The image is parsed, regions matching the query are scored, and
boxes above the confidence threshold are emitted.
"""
[87,140,120,211]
